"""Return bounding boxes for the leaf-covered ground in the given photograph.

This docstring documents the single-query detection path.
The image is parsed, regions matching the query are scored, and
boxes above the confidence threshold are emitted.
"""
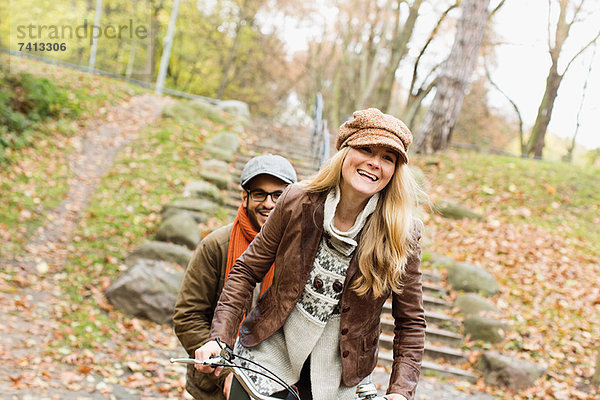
[415,152,600,399]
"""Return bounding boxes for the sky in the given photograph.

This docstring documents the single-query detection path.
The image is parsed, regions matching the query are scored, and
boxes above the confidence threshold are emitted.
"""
[491,1,600,150]
[275,1,600,150]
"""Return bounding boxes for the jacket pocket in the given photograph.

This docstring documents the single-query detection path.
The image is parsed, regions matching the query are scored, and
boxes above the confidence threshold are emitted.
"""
[356,329,379,378]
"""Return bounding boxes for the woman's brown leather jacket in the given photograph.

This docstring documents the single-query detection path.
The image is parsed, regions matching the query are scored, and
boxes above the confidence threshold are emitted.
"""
[209,185,425,399]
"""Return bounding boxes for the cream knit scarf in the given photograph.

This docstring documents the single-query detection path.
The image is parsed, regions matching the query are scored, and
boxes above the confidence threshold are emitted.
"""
[323,186,379,256]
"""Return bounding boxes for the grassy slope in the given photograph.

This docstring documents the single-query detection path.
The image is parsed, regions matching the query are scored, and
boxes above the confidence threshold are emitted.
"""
[416,151,599,256]
[0,54,145,260]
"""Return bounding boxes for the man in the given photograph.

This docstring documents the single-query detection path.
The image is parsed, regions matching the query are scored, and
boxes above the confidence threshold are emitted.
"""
[173,154,297,400]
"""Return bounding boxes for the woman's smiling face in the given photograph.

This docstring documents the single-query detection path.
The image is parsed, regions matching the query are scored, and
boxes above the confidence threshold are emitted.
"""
[340,145,398,201]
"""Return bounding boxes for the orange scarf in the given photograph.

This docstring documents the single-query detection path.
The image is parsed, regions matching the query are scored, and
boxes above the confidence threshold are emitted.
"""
[225,204,275,296]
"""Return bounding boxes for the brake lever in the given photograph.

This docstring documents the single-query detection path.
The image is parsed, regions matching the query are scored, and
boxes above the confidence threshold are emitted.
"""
[169,357,223,366]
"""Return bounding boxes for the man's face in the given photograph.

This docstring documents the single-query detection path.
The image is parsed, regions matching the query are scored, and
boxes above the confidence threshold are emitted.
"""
[242,174,288,231]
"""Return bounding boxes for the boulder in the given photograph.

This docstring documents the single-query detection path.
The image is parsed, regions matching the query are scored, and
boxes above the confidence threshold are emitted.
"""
[127,241,193,268]
[204,145,234,162]
[183,180,224,204]
[202,159,230,172]
[160,198,221,223]
[206,131,240,153]
[428,255,455,268]
[105,259,184,325]
[434,200,483,220]
[216,100,250,119]
[162,208,209,224]
[447,262,499,296]
[477,351,545,391]
[199,170,230,190]
[154,212,200,250]
[464,315,507,343]
[162,99,226,125]
[229,121,246,135]
[455,293,500,316]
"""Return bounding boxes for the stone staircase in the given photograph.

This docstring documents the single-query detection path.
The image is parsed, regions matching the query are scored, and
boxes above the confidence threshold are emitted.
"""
[222,121,323,217]
[221,119,476,383]
[379,275,477,382]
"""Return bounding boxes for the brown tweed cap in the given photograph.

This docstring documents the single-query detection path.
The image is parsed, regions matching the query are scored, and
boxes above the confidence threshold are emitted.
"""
[336,108,413,163]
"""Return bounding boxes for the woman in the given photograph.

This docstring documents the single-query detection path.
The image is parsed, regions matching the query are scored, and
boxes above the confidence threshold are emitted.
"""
[196,108,426,400]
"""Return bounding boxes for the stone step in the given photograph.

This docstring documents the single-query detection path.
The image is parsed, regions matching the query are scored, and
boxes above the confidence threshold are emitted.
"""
[377,352,478,383]
[420,360,478,383]
[232,158,318,181]
[245,142,317,163]
[382,302,460,330]
[422,282,447,297]
[382,297,452,315]
[379,334,466,363]
[423,294,451,309]
[380,318,463,347]
[234,150,318,168]
[424,326,463,347]
[422,271,443,283]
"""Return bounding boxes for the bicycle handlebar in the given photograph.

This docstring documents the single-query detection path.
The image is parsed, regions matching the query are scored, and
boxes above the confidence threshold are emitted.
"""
[170,356,388,400]
[170,356,290,400]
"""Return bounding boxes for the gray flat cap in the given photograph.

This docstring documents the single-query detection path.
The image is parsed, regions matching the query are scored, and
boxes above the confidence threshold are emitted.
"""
[240,154,297,188]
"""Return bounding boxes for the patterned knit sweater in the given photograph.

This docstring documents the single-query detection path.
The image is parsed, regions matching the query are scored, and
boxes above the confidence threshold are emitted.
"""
[233,188,379,400]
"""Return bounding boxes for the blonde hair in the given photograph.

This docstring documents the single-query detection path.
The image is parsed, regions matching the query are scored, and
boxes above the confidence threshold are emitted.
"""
[298,147,423,297]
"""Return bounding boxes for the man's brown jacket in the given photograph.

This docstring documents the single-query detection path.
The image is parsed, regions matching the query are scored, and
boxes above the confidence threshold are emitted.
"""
[174,223,232,400]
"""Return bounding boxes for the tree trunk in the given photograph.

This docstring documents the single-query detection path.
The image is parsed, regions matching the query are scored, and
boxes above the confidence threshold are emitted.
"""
[527,62,563,158]
[525,0,600,159]
[147,0,165,82]
[372,0,423,112]
[414,0,490,153]
[217,0,254,99]
[401,78,436,129]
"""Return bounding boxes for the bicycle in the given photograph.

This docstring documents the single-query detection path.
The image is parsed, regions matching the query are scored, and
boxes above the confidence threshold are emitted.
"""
[170,339,387,400]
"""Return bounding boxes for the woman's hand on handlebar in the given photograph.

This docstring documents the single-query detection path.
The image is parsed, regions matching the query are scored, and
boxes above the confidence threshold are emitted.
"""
[384,394,408,400]
[194,340,225,375]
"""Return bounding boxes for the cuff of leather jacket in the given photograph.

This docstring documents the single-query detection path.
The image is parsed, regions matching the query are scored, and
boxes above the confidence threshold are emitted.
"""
[387,363,419,400]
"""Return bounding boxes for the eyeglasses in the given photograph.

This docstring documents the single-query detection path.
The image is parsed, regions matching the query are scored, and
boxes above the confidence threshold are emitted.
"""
[246,190,283,202]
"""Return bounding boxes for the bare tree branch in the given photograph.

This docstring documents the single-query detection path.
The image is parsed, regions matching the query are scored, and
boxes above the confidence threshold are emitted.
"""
[547,0,552,49]
[562,29,600,74]
[484,59,525,153]
[564,42,596,162]
[488,0,507,19]
[409,1,459,96]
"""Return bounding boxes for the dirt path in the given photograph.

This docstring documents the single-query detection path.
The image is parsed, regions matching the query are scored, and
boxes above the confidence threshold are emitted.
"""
[0,94,172,400]
[23,94,172,272]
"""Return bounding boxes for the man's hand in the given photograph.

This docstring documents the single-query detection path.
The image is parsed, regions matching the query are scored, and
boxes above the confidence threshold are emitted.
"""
[194,340,224,375]
[223,373,233,399]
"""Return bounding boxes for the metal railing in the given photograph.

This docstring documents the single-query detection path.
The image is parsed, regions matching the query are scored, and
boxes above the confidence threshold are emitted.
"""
[1,48,220,104]
[311,93,330,167]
